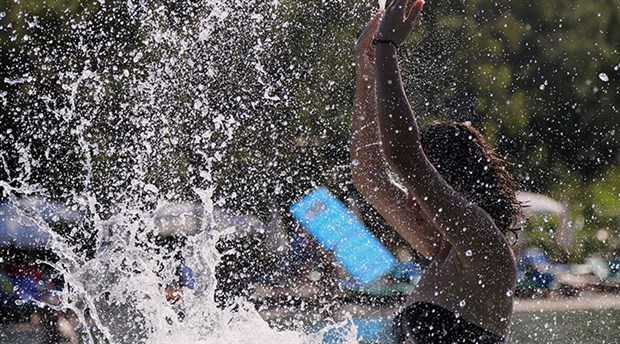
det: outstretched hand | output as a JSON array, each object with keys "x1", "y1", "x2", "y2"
[
  {"x1": 354, "y1": 10, "x2": 383, "y2": 71},
  {"x1": 376, "y1": 0, "x2": 424, "y2": 45}
]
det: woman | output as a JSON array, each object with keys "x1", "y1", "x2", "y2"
[{"x1": 351, "y1": 1, "x2": 522, "y2": 343}]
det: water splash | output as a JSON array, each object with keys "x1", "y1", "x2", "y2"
[{"x1": 1, "y1": 0, "x2": 365, "y2": 342}]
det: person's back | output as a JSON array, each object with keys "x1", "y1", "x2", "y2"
[{"x1": 407, "y1": 237, "x2": 515, "y2": 339}]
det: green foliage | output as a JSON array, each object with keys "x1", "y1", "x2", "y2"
[{"x1": 2, "y1": 0, "x2": 620, "y2": 258}]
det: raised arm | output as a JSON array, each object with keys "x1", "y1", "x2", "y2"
[
  {"x1": 351, "y1": 11, "x2": 441, "y2": 259},
  {"x1": 374, "y1": 0, "x2": 510, "y2": 265}
]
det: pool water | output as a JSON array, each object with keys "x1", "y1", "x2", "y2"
[
  {"x1": 315, "y1": 306, "x2": 620, "y2": 343},
  {"x1": 510, "y1": 308, "x2": 620, "y2": 344}
]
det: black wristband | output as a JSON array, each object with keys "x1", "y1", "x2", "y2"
[{"x1": 372, "y1": 39, "x2": 399, "y2": 49}]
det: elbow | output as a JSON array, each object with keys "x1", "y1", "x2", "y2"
[
  {"x1": 381, "y1": 139, "x2": 425, "y2": 176},
  {"x1": 349, "y1": 148, "x2": 381, "y2": 197},
  {"x1": 381, "y1": 145, "x2": 410, "y2": 176},
  {"x1": 350, "y1": 162, "x2": 385, "y2": 201},
  {"x1": 382, "y1": 150, "x2": 400, "y2": 173},
  {"x1": 351, "y1": 167, "x2": 363, "y2": 187},
  {"x1": 351, "y1": 167, "x2": 372, "y2": 196}
]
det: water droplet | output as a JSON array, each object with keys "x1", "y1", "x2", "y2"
[
  {"x1": 133, "y1": 51, "x2": 143, "y2": 62},
  {"x1": 143, "y1": 183, "x2": 159, "y2": 193},
  {"x1": 459, "y1": 300, "x2": 466, "y2": 307},
  {"x1": 308, "y1": 270, "x2": 321, "y2": 282},
  {"x1": 599, "y1": 73, "x2": 609, "y2": 82},
  {"x1": 351, "y1": 159, "x2": 360, "y2": 166},
  {"x1": 506, "y1": 290, "x2": 513, "y2": 297},
  {"x1": 539, "y1": 80, "x2": 548, "y2": 91},
  {"x1": 465, "y1": 250, "x2": 473, "y2": 257}
]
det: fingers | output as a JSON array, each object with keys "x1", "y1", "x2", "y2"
[
  {"x1": 367, "y1": 10, "x2": 384, "y2": 33},
  {"x1": 356, "y1": 10, "x2": 384, "y2": 48},
  {"x1": 405, "y1": 0, "x2": 424, "y2": 26},
  {"x1": 368, "y1": 10, "x2": 384, "y2": 32},
  {"x1": 385, "y1": 0, "x2": 422, "y2": 25},
  {"x1": 387, "y1": 0, "x2": 408, "y2": 17}
]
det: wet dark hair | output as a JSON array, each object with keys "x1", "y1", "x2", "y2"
[{"x1": 420, "y1": 121, "x2": 523, "y2": 235}]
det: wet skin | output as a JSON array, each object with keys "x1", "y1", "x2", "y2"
[{"x1": 351, "y1": 0, "x2": 516, "y2": 338}]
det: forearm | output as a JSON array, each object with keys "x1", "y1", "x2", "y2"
[
  {"x1": 374, "y1": 45, "x2": 424, "y2": 171},
  {"x1": 351, "y1": 66, "x2": 391, "y2": 196},
  {"x1": 351, "y1": 69, "x2": 380, "y2": 161},
  {"x1": 352, "y1": 69, "x2": 376, "y2": 134},
  {"x1": 351, "y1": 51, "x2": 444, "y2": 258}
]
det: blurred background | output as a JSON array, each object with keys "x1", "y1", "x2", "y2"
[{"x1": 1, "y1": 0, "x2": 620, "y2": 343}]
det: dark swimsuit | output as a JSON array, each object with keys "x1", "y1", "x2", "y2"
[{"x1": 393, "y1": 302, "x2": 505, "y2": 344}]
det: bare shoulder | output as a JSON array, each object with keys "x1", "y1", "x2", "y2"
[{"x1": 451, "y1": 202, "x2": 516, "y2": 271}]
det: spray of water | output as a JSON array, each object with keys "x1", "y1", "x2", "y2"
[
  {"x1": 1, "y1": 0, "x2": 366, "y2": 342},
  {"x1": 2, "y1": 0, "x2": 470, "y2": 340}
]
